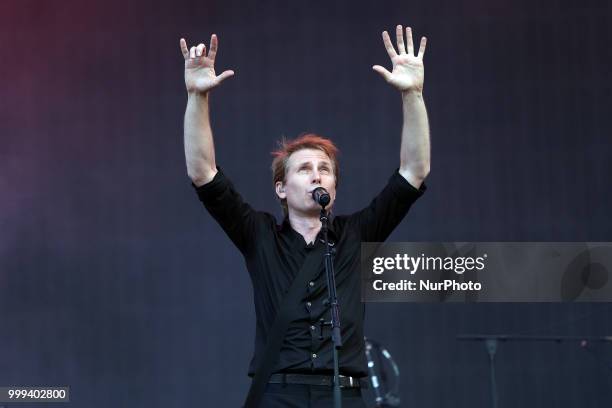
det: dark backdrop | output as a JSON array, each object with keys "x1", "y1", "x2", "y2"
[{"x1": 1, "y1": 0, "x2": 611, "y2": 407}]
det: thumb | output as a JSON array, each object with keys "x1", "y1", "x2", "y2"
[
  {"x1": 372, "y1": 65, "x2": 391, "y2": 82},
  {"x1": 217, "y1": 70, "x2": 235, "y2": 84}
]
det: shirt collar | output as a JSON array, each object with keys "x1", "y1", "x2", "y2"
[{"x1": 281, "y1": 215, "x2": 338, "y2": 247}]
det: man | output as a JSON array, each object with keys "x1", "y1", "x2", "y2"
[{"x1": 180, "y1": 24, "x2": 430, "y2": 407}]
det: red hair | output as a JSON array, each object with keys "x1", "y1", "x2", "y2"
[{"x1": 271, "y1": 133, "x2": 340, "y2": 216}]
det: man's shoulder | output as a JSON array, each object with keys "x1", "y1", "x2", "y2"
[
  {"x1": 330, "y1": 214, "x2": 353, "y2": 233},
  {"x1": 254, "y1": 211, "x2": 283, "y2": 231}
]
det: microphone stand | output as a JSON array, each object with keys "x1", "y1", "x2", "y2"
[
  {"x1": 457, "y1": 334, "x2": 612, "y2": 408},
  {"x1": 319, "y1": 205, "x2": 343, "y2": 408}
]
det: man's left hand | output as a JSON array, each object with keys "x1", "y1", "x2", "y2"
[{"x1": 373, "y1": 25, "x2": 427, "y2": 93}]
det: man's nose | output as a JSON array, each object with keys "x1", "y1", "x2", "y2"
[{"x1": 312, "y1": 169, "x2": 321, "y2": 183}]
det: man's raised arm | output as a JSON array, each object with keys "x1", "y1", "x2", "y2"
[
  {"x1": 180, "y1": 34, "x2": 234, "y2": 187},
  {"x1": 373, "y1": 25, "x2": 431, "y2": 189}
]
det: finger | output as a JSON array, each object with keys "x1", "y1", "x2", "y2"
[
  {"x1": 208, "y1": 33, "x2": 218, "y2": 61},
  {"x1": 396, "y1": 25, "x2": 405, "y2": 54},
  {"x1": 406, "y1": 27, "x2": 414, "y2": 56},
  {"x1": 372, "y1": 65, "x2": 392, "y2": 82},
  {"x1": 216, "y1": 69, "x2": 235, "y2": 84},
  {"x1": 189, "y1": 46, "x2": 196, "y2": 59},
  {"x1": 179, "y1": 38, "x2": 189, "y2": 59},
  {"x1": 382, "y1": 31, "x2": 397, "y2": 59},
  {"x1": 196, "y1": 43, "x2": 205, "y2": 57},
  {"x1": 417, "y1": 36, "x2": 427, "y2": 59}
]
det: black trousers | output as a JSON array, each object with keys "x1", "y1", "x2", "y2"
[{"x1": 260, "y1": 383, "x2": 367, "y2": 408}]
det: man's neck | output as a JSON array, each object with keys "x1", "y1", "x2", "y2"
[{"x1": 287, "y1": 211, "x2": 322, "y2": 244}]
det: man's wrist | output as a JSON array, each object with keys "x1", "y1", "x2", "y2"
[
  {"x1": 401, "y1": 88, "x2": 423, "y2": 100},
  {"x1": 187, "y1": 90, "x2": 210, "y2": 101}
]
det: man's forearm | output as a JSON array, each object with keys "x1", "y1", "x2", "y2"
[
  {"x1": 399, "y1": 90, "x2": 430, "y2": 189},
  {"x1": 184, "y1": 92, "x2": 218, "y2": 186}
]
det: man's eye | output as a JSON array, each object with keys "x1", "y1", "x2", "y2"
[{"x1": 320, "y1": 168, "x2": 330, "y2": 174}]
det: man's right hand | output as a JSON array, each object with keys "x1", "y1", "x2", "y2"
[{"x1": 180, "y1": 34, "x2": 234, "y2": 94}]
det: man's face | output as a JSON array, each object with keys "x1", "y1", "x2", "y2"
[{"x1": 275, "y1": 148, "x2": 337, "y2": 217}]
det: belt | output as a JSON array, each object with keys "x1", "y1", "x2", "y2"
[{"x1": 268, "y1": 373, "x2": 367, "y2": 389}]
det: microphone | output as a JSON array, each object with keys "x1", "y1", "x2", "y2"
[{"x1": 311, "y1": 187, "x2": 331, "y2": 207}]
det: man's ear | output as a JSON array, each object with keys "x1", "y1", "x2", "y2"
[{"x1": 275, "y1": 181, "x2": 286, "y2": 199}]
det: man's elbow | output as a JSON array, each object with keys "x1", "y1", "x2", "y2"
[
  {"x1": 399, "y1": 165, "x2": 429, "y2": 188},
  {"x1": 188, "y1": 166, "x2": 218, "y2": 187}
]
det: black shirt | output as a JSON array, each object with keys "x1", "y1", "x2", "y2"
[{"x1": 194, "y1": 168, "x2": 425, "y2": 377}]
